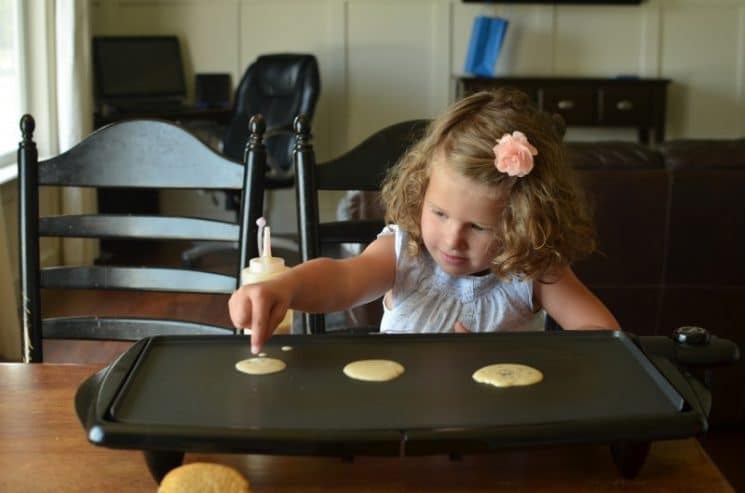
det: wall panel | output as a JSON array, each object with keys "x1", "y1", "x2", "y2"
[
  {"x1": 239, "y1": 0, "x2": 336, "y2": 159},
  {"x1": 660, "y1": 3, "x2": 744, "y2": 138},
  {"x1": 554, "y1": 6, "x2": 645, "y2": 76},
  {"x1": 452, "y1": 5, "x2": 554, "y2": 79},
  {"x1": 346, "y1": 0, "x2": 444, "y2": 145},
  {"x1": 0, "y1": 188, "x2": 21, "y2": 361}
]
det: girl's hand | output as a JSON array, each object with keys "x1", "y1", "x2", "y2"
[
  {"x1": 454, "y1": 321, "x2": 471, "y2": 333},
  {"x1": 228, "y1": 282, "x2": 291, "y2": 354}
]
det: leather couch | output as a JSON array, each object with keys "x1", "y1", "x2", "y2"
[
  {"x1": 556, "y1": 140, "x2": 743, "y2": 426},
  {"x1": 656, "y1": 140, "x2": 744, "y2": 426},
  {"x1": 337, "y1": 139, "x2": 745, "y2": 425}
]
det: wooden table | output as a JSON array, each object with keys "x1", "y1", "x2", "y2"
[{"x1": 0, "y1": 363, "x2": 733, "y2": 492}]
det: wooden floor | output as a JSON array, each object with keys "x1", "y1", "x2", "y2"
[{"x1": 26, "y1": 242, "x2": 745, "y2": 491}]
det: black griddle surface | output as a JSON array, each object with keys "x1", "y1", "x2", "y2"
[{"x1": 107, "y1": 331, "x2": 684, "y2": 432}]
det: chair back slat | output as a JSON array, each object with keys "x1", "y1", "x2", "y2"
[
  {"x1": 40, "y1": 266, "x2": 236, "y2": 293},
  {"x1": 39, "y1": 215, "x2": 238, "y2": 241},
  {"x1": 39, "y1": 120, "x2": 244, "y2": 189},
  {"x1": 42, "y1": 317, "x2": 233, "y2": 340},
  {"x1": 317, "y1": 119, "x2": 429, "y2": 191},
  {"x1": 318, "y1": 220, "x2": 385, "y2": 245}
]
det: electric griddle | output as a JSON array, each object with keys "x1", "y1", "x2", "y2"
[{"x1": 75, "y1": 330, "x2": 739, "y2": 482}]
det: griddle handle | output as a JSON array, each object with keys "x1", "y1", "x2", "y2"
[
  {"x1": 637, "y1": 340, "x2": 715, "y2": 417},
  {"x1": 74, "y1": 338, "x2": 151, "y2": 443},
  {"x1": 635, "y1": 335, "x2": 740, "y2": 368},
  {"x1": 74, "y1": 368, "x2": 106, "y2": 428}
]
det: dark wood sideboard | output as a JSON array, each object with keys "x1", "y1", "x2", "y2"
[{"x1": 455, "y1": 77, "x2": 670, "y2": 145}]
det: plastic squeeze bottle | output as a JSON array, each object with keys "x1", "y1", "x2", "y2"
[{"x1": 240, "y1": 217, "x2": 293, "y2": 334}]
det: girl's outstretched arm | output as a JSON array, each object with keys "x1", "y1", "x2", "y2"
[
  {"x1": 534, "y1": 266, "x2": 620, "y2": 331},
  {"x1": 228, "y1": 234, "x2": 396, "y2": 353}
]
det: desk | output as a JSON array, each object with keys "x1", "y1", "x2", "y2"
[
  {"x1": 92, "y1": 105, "x2": 232, "y2": 261},
  {"x1": 455, "y1": 76, "x2": 669, "y2": 145},
  {"x1": 0, "y1": 363, "x2": 733, "y2": 492},
  {"x1": 94, "y1": 105, "x2": 232, "y2": 128}
]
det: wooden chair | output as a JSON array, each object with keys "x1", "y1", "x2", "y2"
[
  {"x1": 293, "y1": 115, "x2": 429, "y2": 334},
  {"x1": 17, "y1": 114, "x2": 269, "y2": 362}
]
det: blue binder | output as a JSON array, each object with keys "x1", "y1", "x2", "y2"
[{"x1": 464, "y1": 16, "x2": 509, "y2": 77}]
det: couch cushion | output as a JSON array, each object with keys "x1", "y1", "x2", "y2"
[
  {"x1": 574, "y1": 169, "x2": 669, "y2": 286},
  {"x1": 566, "y1": 141, "x2": 663, "y2": 169},
  {"x1": 660, "y1": 138, "x2": 745, "y2": 170},
  {"x1": 665, "y1": 168, "x2": 745, "y2": 284}
]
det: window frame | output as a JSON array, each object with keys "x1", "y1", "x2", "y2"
[{"x1": 0, "y1": 0, "x2": 28, "y2": 170}]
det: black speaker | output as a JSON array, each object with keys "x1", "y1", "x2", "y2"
[{"x1": 195, "y1": 73, "x2": 231, "y2": 108}]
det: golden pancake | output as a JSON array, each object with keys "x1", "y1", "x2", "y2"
[
  {"x1": 472, "y1": 363, "x2": 543, "y2": 387},
  {"x1": 158, "y1": 462, "x2": 250, "y2": 493},
  {"x1": 343, "y1": 359, "x2": 405, "y2": 382},
  {"x1": 235, "y1": 357, "x2": 286, "y2": 375}
]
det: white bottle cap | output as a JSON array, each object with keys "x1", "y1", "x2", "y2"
[
  {"x1": 241, "y1": 218, "x2": 288, "y2": 283},
  {"x1": 248, "y1": 255, "x2": 286, "y2": 273}
]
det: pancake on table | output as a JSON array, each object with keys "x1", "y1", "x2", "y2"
[{"x1": 158, "y1": 462, "x2": 250, "y2": 492}]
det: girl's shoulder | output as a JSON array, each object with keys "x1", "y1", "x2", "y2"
[
  {"x1": 377, "y1": 224, "x2": 407, "y2": 258},
  {"x1": 377, "y1": 224, "x2": 400, "y2": 237}
]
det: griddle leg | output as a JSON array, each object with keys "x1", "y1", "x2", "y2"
[
  {"x1": 143, "y1": 450, "x2": 185, "y2": 483},
  {"x1": 610, "y1": 441, "x2": 651, "y2": 479}
]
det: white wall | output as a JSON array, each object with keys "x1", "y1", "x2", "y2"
[
  {"x1": 0, "y1": 183, "x2": 21, "y2": 361},
  {"x1": 92, "y1": 0, "x2": 745, "y2": 140}
]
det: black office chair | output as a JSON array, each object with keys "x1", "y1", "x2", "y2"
[
  {"x1": 182, "y1": 53, "x2": 321, "y2": 267},
  {"x1": 293, "y1": 115, "x2": 430, "y2": 334},
  {"x1": 17, "y1": 114, "x2": 268, "y2": 362}
]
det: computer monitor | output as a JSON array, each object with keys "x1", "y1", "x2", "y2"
[{"x1": 92, "y1": 36, "x2": 187, "y2": 108}]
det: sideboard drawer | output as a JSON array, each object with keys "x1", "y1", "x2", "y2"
[
  {"x1": 601, "y1": 86, "x2": 651, "y2": 126},
  {"x1": 459, "y1": 79, "x2": 539, "y2": 102},
  {"x1": 540, "y1": 87, "x2": 596, "y2": 125},
  {"x1": 454, "y1": 77, "x2": 669, "y2": 144}
]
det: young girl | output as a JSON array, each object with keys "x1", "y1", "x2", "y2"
[{"x1": 229, "y1": 88, "x2": 620, "y2": 354}]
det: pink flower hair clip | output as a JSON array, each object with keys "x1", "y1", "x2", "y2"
[{"x1": 492, "y1": 131, "x2": 538, "y2": 177}]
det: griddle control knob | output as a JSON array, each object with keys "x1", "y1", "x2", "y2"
[{"x1": 672, "y1": 326, "x2": 711, "y2": 346}]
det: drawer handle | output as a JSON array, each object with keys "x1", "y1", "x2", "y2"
[
  {"x1": 557, "y1": 100, "x2": 574, "y2": 110},
  {"x1": 616, "y1": 100, "x2": 634, "y2": 111}
]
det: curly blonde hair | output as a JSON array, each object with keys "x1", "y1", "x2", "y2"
[{"x1": 381, "y1": 88, "x2": 596, "y2": 281}]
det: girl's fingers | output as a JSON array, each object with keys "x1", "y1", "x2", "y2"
[
  {"x1": 249, "y1": 289, "x2": 276, "y2": 354},
  {"x1": 267, "y1": 302, "x2": 290, "y2": 336},
  {"x1": 229, "y1": 285, "x2": 286, "y2": 354},
  {"x1": 228, "y1": 290, "x2": 252, "y2": 330},
  {"x1": 454, "y1": 321, "x2": 471, "y2": 333}
]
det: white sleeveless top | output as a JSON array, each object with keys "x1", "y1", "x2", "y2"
[{"x1": 379, "y1": 226, "x2": 538, "y2": 334}]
